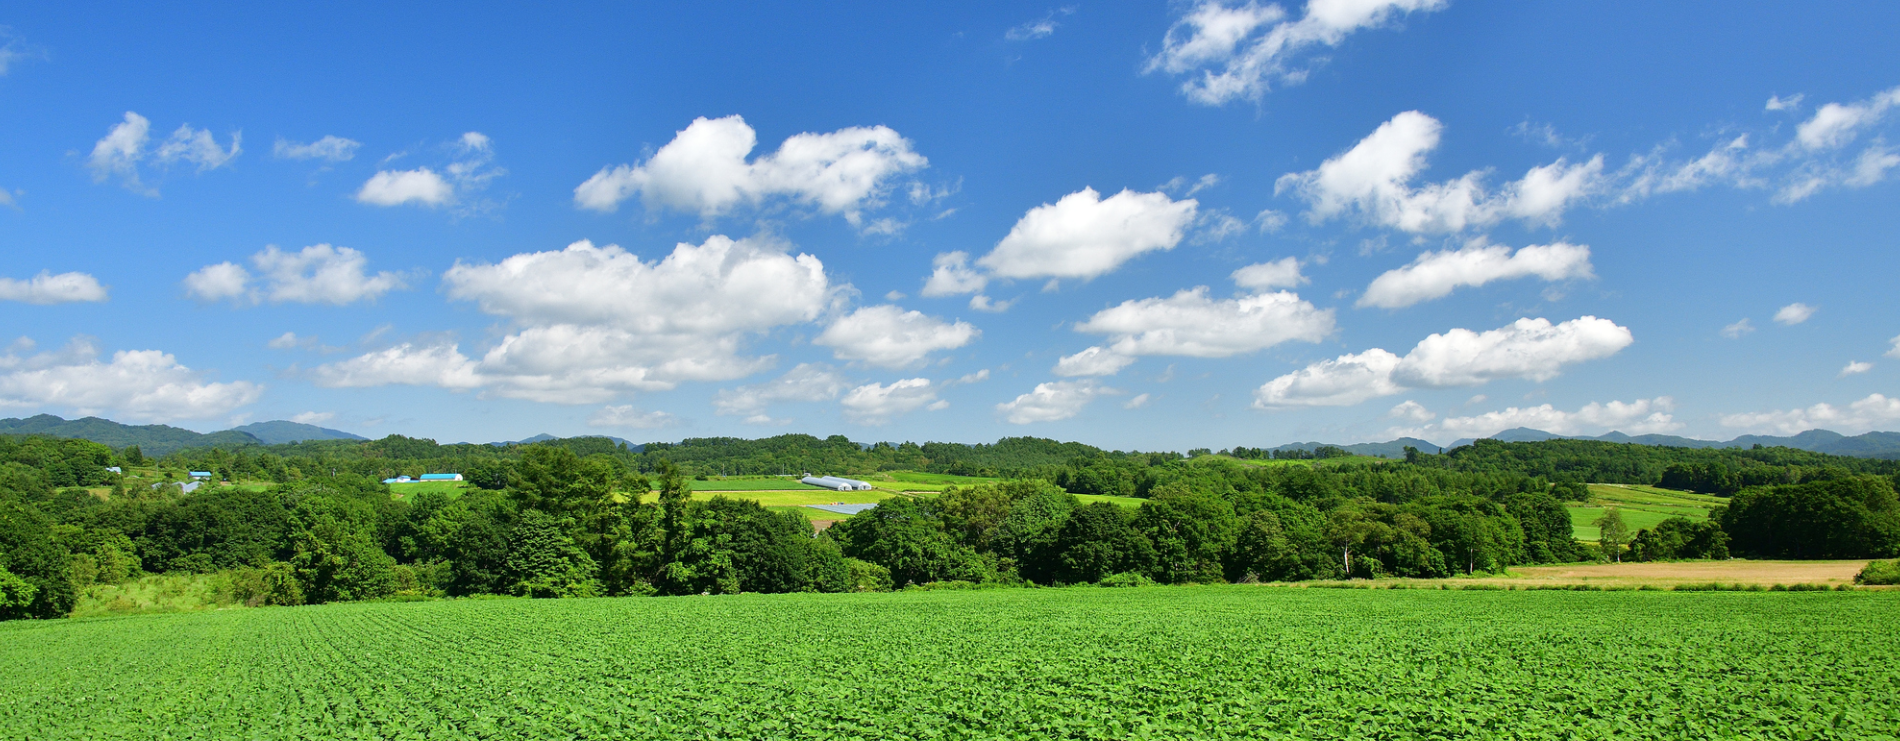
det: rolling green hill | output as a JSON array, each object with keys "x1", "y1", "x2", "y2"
[{"x1": 0, "y1": 415, "x2": 260, "y2": 456}]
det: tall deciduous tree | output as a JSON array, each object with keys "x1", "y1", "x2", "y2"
[{"x1": 1595, "y1": 508, "x2": 1629, "y2": 563}]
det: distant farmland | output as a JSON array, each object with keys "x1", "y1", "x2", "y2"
[{"x1": 1568, "y1": 484, "x2": 1725, "y2": 541}]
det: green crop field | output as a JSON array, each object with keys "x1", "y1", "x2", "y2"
[
  {"x1": 5, "y1": 588, "x2": 1896, "y2": 739},
  {"x1": 689, "y1": 489, "x2": 895, "y2": 507}
]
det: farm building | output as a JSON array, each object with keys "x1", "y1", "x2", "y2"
[
  {"x1": 105, "y1": 466, "x2": 121, "y2": 474},
  {"x1": 382, "y1": 475, "x2": 415, "y2": 484},
  {"x1": 188, "y1": 471, "x2": 213, "y2": 480},
  {"x1": 801, "y1": 475, "x2": 873, "y2": 491}
]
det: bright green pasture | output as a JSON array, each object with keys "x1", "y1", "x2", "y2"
[
  {"x1": 1588, "y1": 483, "x2": 1727, "y2": 509},
  {"x1": 1568, "y1": 505, "x2": 1680, "y2": 542},
  {"x1": 1074, "y1": 493, "x2": 1146, "y2": 508},
  {"x1": 874, "y1": 471, "x2": 1004, "y2": 492},
  {"x1": 6, "y1": 588, "x2": 1897, "y2": 739},
  {"x1": 1569, "y1": 484, "x2": 1722, "y2": 541},
  {"x1": 766, "y1": 505, "x2": 834, "y2": 521},
  {"x1": 384, "y1": 480, "x2": 469, "y2": 499}
]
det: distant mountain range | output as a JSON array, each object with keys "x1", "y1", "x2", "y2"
[
  {"x1": 1265, "y1": 428, "x2": 1900, "y2": 460},
  {"x1": 478, "y1": 433, "x2": 639, "y2": 449},
  {"x1": 1436, "y1": 427, "x2": 1900, "y2": 459},
  {"x1": 228, "y1": 420, "x2": 367, "y2": 445},
  {"x1": 0, "y1": 415, "x2": 364, "y2": 456},
  {"x1": 1267, "y1": 438, "x2": 1443, "y2": 459},
  {"x1": 5, "y1": 413, "x2": 1899, "y2": 460}
]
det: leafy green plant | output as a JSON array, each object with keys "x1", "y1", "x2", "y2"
[{"x1": 1856, "y1": 558, "x2": 1900, "y2": 585}]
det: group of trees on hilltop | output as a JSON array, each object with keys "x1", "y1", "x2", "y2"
[
  {"x1": 147, "y1": 433, "x2": 1129, "y2": 483},
  {"x1": 4, "y1": 445, "x2": 863, "y2": 617},
  {"x1": 826, "y1": 463, "x2": 1579, "y2": 586},
  {"x1": 1422, "y1": 438, "x2": 1899, "y2": 488}
]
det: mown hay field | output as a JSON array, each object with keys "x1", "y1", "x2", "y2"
[{"x1": 4, "y1": 587, "x2": 1897, "y2": 739}]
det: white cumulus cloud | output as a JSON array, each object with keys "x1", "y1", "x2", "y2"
[
  {"x1": 1255, "y1": 348, "x2": 1402, "y2": 407},
  {"x1": 1841, "y1": 361, "x2": 1874, "y2": 377},
  {"x1": 1619, "y1": 85, "x2": 1900, "y2": 205},
  {"x1": 573, "y1": 115, "x2": 926, "y2": 228},
  {"x1": 976, "y1": 187, "x2": 1198, "y2": 281},
  {"x1": 713, "y1": 363, "x2": 851, "y2": 423},
  {"x1": 1277, "y1": 111, "x2": 1604, "y2": 234},
  {"x1": 841, "y1": 378, "x2": 943, "y2": 425},
  {"x1": 308, "y1": 342, "x2": 485, "y2": 391},
  {"x1": 1230, "y1": 257, "x2": 1306, "y2": 291},
  {"x1": 1721, "y1": 318, "x2": 1755, "y2": 339},
  {"x1": 1068, "y1": 287, "x2": 1334, "y2": 370},
  {"x1": 1796, "y1": 86, "x2": 1900, "y2": 151},
  {"x1": 356, "y1": 168, "x2": 453, "y2": 207},
  {"x1": 357, "y1": 132, "x2": 503, "y2": 210},
  {"x1": 815, "y1": 305, "x2": 979, "y2": 369},
  {"x1": 1765, "y1": 94, "x2": 1804, "y2": 112},
  {"x1": 289, "y1": 411, "x2": 334, "y2": 425},
  {"x1": 1146, "y1": 0, "x2": 1448, "y2": 106},
  {"x1": 1255, "y1": 316, "x2": 1633, "y2": 407},
  {"x1": 313, "y1": 236, "x2": 836, "y2": 403},
  {"x1": 0, "y1": 336, "x2": 262, "y2": 422},
  {"x1": 997, "y1": 380, "x2": 1114, "y2": 424},
  {"x1": 921, "y1": 251, "x2": 988, "y2": 296},
  {"x1": 1774, "y1": 302, "x2": 1816, "y2": 325},
  {"x1": 1427, "y1": 397, "x2": 1681, "y2": 439},
  {"x1": 1006, "y1": 8, "x2": 1073, "y2": 41},
  {"x1": 1393, "y1": 316, "x2": 1633, "y2": 387},
  {"x1": 87, "y1": 112, "x2": 241, "y2": 195},
  {"x1": 1721, "y1": 393, "x2": 1900, "y2": 436},
  {"x1": 185, "y1": 244, "x2": 408, "y2": 305},
  {"x1": 1054, "y1": 346, "x2": 1138, "y2": 378},
  {"x1": 1358, "y1": 240, "x2": 1594, "y2": 309},
  {"x1": 1388, "y1": 400, "x2": 1436, "y2": 423},
  {"x1": 88, "y1": 112, "x2": 150, "y2": 190},
  {"x1": 182, "y1": 262, "x2": 252, "y2": 302},
  {"x1": 274, "y1": 136, "x2": 360, "y2": 162},
  {"x1": 155, "y1": 125, "x2": 242, "y2": 172},
  {"x1": 0, "y1": 271, "x2": 109, "y2": 304},
  {"x1": 588, "y1": 405, "x2": 679, "y2": 429}
]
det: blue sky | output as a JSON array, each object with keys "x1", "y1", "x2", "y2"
[{"x1": 2, "y1": 1, "x2": 1898, "y2": 449}]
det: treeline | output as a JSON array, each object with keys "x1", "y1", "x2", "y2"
[
  {"x1": 73, "y1": 431, "x2": 1900, "y2": 497},
  {"x1": 2, "y1": 445, "x2": 862, "y2": 620},
  {"x1": 145, "y1": 434, "x2": 1122, "y2": 483},
  {"x1": 2, "y1": 443, "x2": 1592, "y2": 620},
  {"x1": 6, "y1": 432, "x2": 1900, "y2": 620},
  {"x1": 1420, "y1": 438, "x2": 1900, "y2": 491}
]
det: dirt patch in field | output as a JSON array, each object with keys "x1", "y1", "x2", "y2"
[{"x1": 1501, "y1": 560, "x2": 1868, "y2": 586}]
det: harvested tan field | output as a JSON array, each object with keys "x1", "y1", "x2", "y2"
[{"x1": 1501, "y1": 560, "x2": 1869, "y2": 587}]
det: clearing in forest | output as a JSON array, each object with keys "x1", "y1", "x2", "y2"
[{"x1": 1568, "y1": 483, "x2": 1723, "y2": 541}]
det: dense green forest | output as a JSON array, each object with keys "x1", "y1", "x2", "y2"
[{"x1": 2, "y1": 432, "x2": 1898, "y2": 620}]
